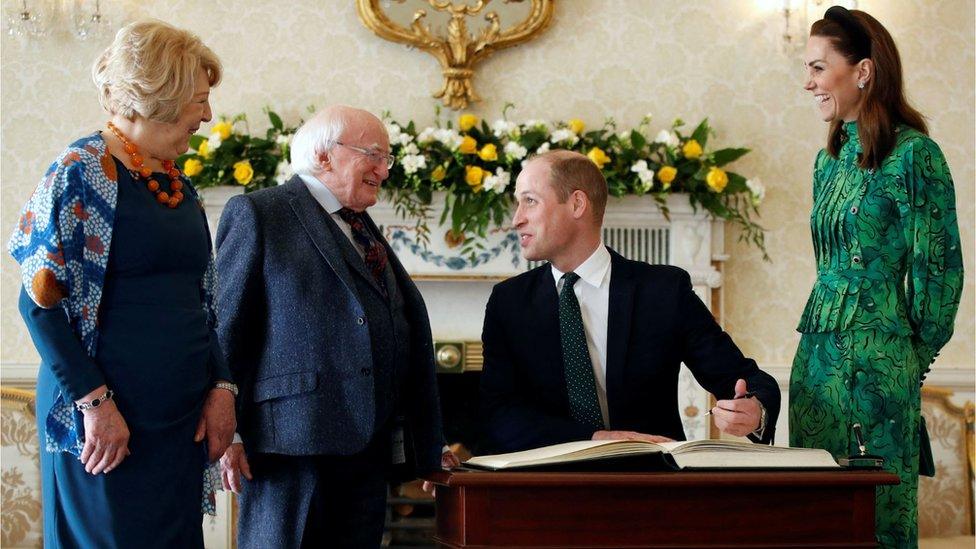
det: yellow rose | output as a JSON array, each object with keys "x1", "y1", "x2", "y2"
[
  {"x1": 459, "y1": 114, "x2": 479, "y2": 132},
  {"x1": 197, "y1": 139, "x2": 211, "y2": 158},
  {"x1": 682, "y1": 139, "x2": 703, "y2": 159},
  {"x1": 183, "y1": 158, "x2": 204, "y2": 177},
  {"x1": 233, "y1": 160, "x2": 254, "y2": 186},
  {"x1": 657, "y1": 166, "x2": 677, "y2": 186},
  {"x1": 478, "y1": 143, "x2": 498, "y2": 162},
  {"x1": 465, "y1": 165, "x2": 485, "y2": 192},
  {"x1": 706, "y1": 166, "x2": 728, "y2": 192},
  {"x1": 431, "y1": 165, "x2": 446, "y2": 182},
  {"x1": 212, "y1": 121, "x2": 233, "y2": 140},
  {"x1": 586, "y1": 147, "x2": 610, "y2": 169},
  {"x1": 459, "y1": 135, "x2": 478, "y2": 154},
  {"x1": 568, "y1": 118, "x2": 585, "y2": 134}
]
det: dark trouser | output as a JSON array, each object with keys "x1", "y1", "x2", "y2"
[{"x1": 238, "y1": 437, "x2": 390, "y2": 549}]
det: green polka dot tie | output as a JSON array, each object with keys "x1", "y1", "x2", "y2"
[{"x1": 559, "y1": 272, "x2": 604, "y2": 429}]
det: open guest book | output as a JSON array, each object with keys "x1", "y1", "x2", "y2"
[{"x1": 464, "y1": 439, "x2": 840, "y2": 471}]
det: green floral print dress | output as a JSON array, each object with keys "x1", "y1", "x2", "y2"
[{"x1": 790, "y1": 122, "x2": 963, "y2": 549}]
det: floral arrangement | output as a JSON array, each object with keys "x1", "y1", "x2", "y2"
[
  {"x1": 178, "y1": 106, "x2": 768, "y2": 259},
  {"x1": 177, "y1": 109, "x2": 296, "y2": 190}
]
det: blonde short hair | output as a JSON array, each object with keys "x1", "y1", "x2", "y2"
[{"x1": 92, "y1": 20, "x2": 221, "y2": 123}]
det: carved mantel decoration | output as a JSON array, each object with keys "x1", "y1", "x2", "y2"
[{"x1": 356, "y1": 0, "x2": 555, "y2": 109}]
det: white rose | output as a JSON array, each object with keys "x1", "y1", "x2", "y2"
[
  {"x1": 630, "y1": 160, "x2": 654, "y2": 185},
  {"x1": 549, "y1": 128, "x2": 578, "y2": 145},
  {"x1": 491, "y1": 119, "x2": 519, "y2": 138},
  {"x1": 433, "y1": 128, "x2": 463, "y2": 149},
  {"x1": 503, "y1": 141, "x2": 528, "y2": 160},
  {"x1": 746, "y1": 177, "x2": 766, "y2": 205},
  {"x1": 482, "y1": 167, "x2": 511, "y2": 193},
  {"x1": 208, "y1": 133, "x2": 223, "y2": 150},
  {"x1": 403, "y1": 143, "x2": 419, "y2": 156},
  {"x1": 401, "y1": 154, "x2": 427, "y2": 175},
  {"x1": 536, "y1": 142, "x2": 551, "y2": 154},
  {"x1": 417, "y1": 127, "x2": 437, "y2": 144},
  {"x1": 275, "y1": 160, "x2": 293, "y2": 185},
  {"x1": 654, "y1": 130, "x2": 679, "y2": 148}
]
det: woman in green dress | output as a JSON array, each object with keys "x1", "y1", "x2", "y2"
[{"x1": 791, "y1": 6, "x2": 963, "y2": 548}]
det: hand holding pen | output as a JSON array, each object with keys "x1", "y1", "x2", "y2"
[{"x1": 706, "y1": 379, "x2": 763, "y2": 437}]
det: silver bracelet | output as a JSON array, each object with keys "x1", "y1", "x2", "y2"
[
  {"x1": 76, "y1": 389, "x2": 114, "y2": 411},
  {"x1": 214, "y1": 381, "x2": 238, "y2": 397}
]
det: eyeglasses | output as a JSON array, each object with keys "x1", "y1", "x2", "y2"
[{"x1": 335, "y1": 141, "x2": 395, "y2": 169}]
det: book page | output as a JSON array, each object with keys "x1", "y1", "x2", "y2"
[
  {"x1": 671, "y1": 447, "x2": 839, "y2": 469},
  {"x1": 465, "y1": 439, "x2": 664, "y2": 469}
]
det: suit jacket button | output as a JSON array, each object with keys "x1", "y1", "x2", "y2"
[
  {"x1": 357, "y1": 317, "x2": 365, "y2": 325},
  {"x1": 361, "y1": 368, "x2": 371, "y2": 376}
]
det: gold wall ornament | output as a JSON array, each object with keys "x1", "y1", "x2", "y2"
[{"x1": 356, "y1": 0, "x2": 555, "y2": 110}]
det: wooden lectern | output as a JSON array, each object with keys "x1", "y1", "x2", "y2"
[{"x1": 427, "y1": 469, "x2": 898, "y2": 548}]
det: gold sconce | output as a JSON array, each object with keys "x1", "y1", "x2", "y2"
[
  {"x1": 765, "y1": 0, "x2": 858, "y2": 54},
  {"x1": 356, "y1": 0, "x2": 555, "y2": 110}
]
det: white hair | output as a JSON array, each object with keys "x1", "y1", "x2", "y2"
[{"x1": 290, "y1": 109, "x2": 347, "y2": 176}]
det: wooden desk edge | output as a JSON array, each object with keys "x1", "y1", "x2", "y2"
[{"x1": 424, "y1": 469, "x2": 899, "y2": 488}]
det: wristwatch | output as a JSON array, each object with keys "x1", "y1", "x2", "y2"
[
  {"x1": 752, "y1": 400, "x2": 768, "y2": 439},
  {"x1": 76, "y1": 389, "x2": 114, "y2": 411},
  {"x1": 214, "y1": 381, "x2": 239, "y2": 397}
]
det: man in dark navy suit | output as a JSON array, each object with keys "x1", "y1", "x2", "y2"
[
  {"x1": 480, "y1": 150, "x2": 780, "y2": 454},
  {"x1": 215, "y1": 106, "x2": 456, "y2": 548}
]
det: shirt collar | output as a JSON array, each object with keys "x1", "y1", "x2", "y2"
[
  {"x1": 551, "y1": 244, "x2": 611, "y2": 289},
  {"x1": 299, "y1": 173, "x2": 343, "y2": 214}
]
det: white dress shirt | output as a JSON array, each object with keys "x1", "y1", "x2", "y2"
[{"x1": 550, "y1": 244, "x2": 612, "y2": 429}]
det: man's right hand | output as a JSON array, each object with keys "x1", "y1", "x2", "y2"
[
  {"x1": 592, "y1": 430, "x2": 674, "y2": 443},
  {"x1": 219, "y1": 442, "x2": 253, "y2": 494},
  {"x1": 78, "y1": 386, "x2": 130, "y2": 475}
]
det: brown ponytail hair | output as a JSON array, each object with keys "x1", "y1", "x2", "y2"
[{"x1": 811, "y1": 9, "x2": 927, "y2": 169}]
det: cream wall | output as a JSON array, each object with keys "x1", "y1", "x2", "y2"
[{"x1": 2, "y1": 1, "x2": 973, "y2": 380}]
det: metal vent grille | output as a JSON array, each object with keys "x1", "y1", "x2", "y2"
[{"x1": 526, "y1": 226, "x2": 670, "y2": 270}]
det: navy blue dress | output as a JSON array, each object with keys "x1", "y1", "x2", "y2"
[{"x1": 22, "y1": 160, "x2": 216, "y2": 548}]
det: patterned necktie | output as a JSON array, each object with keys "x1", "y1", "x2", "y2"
[
  {"x1": 337, "y1": 208, "x2": 388, "y2": 291},
  {"x1": 558, "y1": 272, "x2": 604, "y2": 429}
]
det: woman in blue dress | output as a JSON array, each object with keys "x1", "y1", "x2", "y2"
[{"x1": 8, "y1": 20, "x2": 236, "y2": 548}]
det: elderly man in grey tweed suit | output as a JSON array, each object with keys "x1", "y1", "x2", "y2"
[{"x1": 215, "y1": 105, "x2": 457, "y2": 548}]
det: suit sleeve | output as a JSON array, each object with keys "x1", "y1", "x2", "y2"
[
  {"x1": 215, "y1": 195, "x2": 266, "y2": 419},
  {"x1": 479, "y1": 286, "x2": 597, "y2": 453},
  {"x1": 675, "y1": 271, "x2": 780, "y2": 444}
]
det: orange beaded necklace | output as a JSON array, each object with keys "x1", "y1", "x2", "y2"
[{"x1": 107, "y1": 121, "x2": 185, "y2": 209}]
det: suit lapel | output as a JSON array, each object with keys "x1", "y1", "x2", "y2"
[
  {"x1": 528, "y1": 265, "x2": 566, "y2": 399},
  {"x1": 286, "y1": 177, "x2": 359, "y2": 299},
  {"x1": 605, "y1": 250, "x2": 635, "y2": 426}
]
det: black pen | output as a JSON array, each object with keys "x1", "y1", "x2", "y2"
[{"x1": 704, "y1": 391, "x2": 757, "y2": 416}]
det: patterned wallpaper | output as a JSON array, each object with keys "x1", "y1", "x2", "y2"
[{"x1": 1, "y1": 0, "x2": 973, "y2": 375}]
